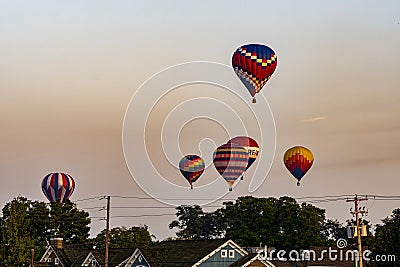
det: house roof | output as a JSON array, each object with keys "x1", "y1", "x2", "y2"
[
  {"x1": 143, "y1": 239, "x2": 232, "y2": 267},
  {"x1": 90, "y1": 248, "x2": 134, "y2": 266},
  {"x1": 269, "y1": 261, "x2": 307, "y2": 267},
  {"x1": 35, "y1": 239, "x2": 250, "y2": 267},
  {"x1": 306, "y1": 246, "x2": 360, "y2": 266},
  {"x1": 32, "y1": 263, "x2": 56, "y2": 267},
  {"x1": 52, "y1": 244, "x2": 92, "y2": 267},
  {"x1": 40, "y1": 245, "x2": 138, "y2": 266},
  {"x1": 229, "y1": 253, "x2": 271, "y2": 267}
]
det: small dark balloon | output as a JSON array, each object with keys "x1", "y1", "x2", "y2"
[{"x1": 179, "y1": 155, "x2": 205, "y2": 189}]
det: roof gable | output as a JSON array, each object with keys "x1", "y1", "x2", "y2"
[
  {"x1": 118, "y1": 248, "x2": 150, "y2": 267},
  {"x1": 90, "y1": 248, "x2": 134, "y2": 266},
  {"x1": 229, "y1": 253, "x2": 275, "y2": 267},
  {"x1": 143, "y1": 239, "x2": 239, "y2": 267},
  {"x1": 54, "y1": 245, "x2": 91, "y2": 266},
  {"x1": 39, "y1": 246, "x2": 56, "y2": 262},
  {"x1": 82, "y1": 252, "x2": 100, "y2": 266},
  {"x1": 39, "y1": 244, "x2": 93, "y2": 267},
  {"x1": 193, "y1": 239, "x2": 248, "y2": 267},
  {"x1": 39, "y1": 246, "x2": 64, "y2": 266}
]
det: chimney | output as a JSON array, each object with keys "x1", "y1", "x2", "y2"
[{"x1": 50, "y1": 237, "x2": 63, "y2": 249}]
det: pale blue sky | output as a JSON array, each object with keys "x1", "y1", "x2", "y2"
[{"x1": 1, "y1": 1, "x2": 399, "y2": 239}]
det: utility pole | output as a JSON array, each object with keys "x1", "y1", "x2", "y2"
[
  {"x1": 347, "y1": 195, "x2": 368, "y2": 267},
  {"x1": 105, "y1": 196, "x2": 110, "y2": 267},
  {"x1": 30, "y1": 248, "x2": 34, "y2": 267}
]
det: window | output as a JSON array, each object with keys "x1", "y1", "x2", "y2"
[
  {"x1": 221, "y1": 249, "x2": 227, "y2": 258},
  {"x1": 228, "y1": 250, "x2": 235, "y2": 258},
  {"x1": 55, "y1": 258, "x2": 59, "y2": 265}
]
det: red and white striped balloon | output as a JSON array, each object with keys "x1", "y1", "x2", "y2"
[{"x1": 41, "y1": 172, "x2": 75, "y2": 203}]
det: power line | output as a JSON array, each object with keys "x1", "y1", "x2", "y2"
[
  {"x1": 77, "y1": 206, "x2": 105, "y2": 210},
  {"x1": 296, "y1": 194, "x2": 355, "y2": 200},
  {"x1": 108, "y1": 194, "x2": 400, "y2": 201},
  {"x1": 74, "y1": 196, "x2": 104, "y2": 202},
  {"x1": 29, "y1": 193, "x2": 400, "y2": 222},
  {"x1": 366, "y1": 194, "x2": 400, "y2": 198},
  {"x1": 35, "y1": 194, "x2": 399, "y2": 223},
  {"x1": 111, "y1": 205, "x2": 223, "y2": 209},
  {"x1": 91, "y1": 214, "x2": 177, "y2": 221},
  {"x1": 106, "y1": 214, "x2": 176, "y2": 219}
]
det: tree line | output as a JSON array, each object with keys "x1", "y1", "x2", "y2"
[
  {"x1": 0, "y1": 195, "x2": 398, "y2": 266},
  {"x1": 168, "y1": 196, "x2": 399, "y2": 266},
  {"x1": 0, "y1": 196, "x2": 153, "y2": 266}
]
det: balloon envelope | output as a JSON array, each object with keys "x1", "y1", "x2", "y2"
[
  {"x1": 228, "y1": 136, "x2": 259, "y2": 171},
  {"x1": 232, "y1": 44, "x2": 277, "y2": 102},
  {"x1": 283, "y1": 146, "x2": 314, "y2": 186},
  {"x1": 42, "y1": 172, "x2": 75, "y2": 203},
  {"x1": 213, "y1": 143, "x2": 249, "y2": 190},
  {"x1": 179, "y1": 155, "x2": 205, "y2": 189}
]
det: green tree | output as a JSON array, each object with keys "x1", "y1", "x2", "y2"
[
  {"x1": 0, "y1": 215, "x2": 5, "y2": 261},
  {"x1": 218, "y1": 196, "x2": 276, "y2": 246},
  {"x1": 93, "y1": 225, "x2": 155, "y2": 249},
  {"x1": 373, "y1": 208, "x2": 400, "y2": 267},
  {"x1": 320, "y1": 218, "x2": 345, "y2": 246},
  {"x1": 27, "y1": 200, "x2": 54, "y2": 258},
  {"x1": 49, "y1": 200, "x2": 91, "y2": 244},
  {"x1": 169, "y1": 205, "x2": 221, "y2": 240},
  {"x1": 1, "y1": 196, "x2": 34, "y2": 266},
  {"x1": 222, "y1": 196, "x2": 326, "y2": 249},
  {"x1": 298, "y1": 202, "x2": 327, "y2": 248},
  {"x1": 169, "y1": 196, "x2": 339, "y2": 250},
  {"x1": 0, "y1": 196, "x2": 92, "y2": 265}
]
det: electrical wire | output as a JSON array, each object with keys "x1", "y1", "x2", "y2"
[
  {"x1": 111, "y1": 205, "x2": 223, "y2": 209},
  {"x1": 44, "y1": 194, "x2": 400, "y2": 221},
  {"x1": 74, "y1": 196, "x2": 104, "y2": 202}
]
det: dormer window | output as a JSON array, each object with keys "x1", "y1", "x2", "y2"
[
  {"x1": 221, "y1": 249, "x2": 227, "y2": 258},
  {"x1": 228, "y1": 250, "x2": 235, "y2": 258}
]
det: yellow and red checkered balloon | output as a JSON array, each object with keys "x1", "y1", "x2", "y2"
[{"x1": 284, "y1": 146, "x2": 314, "y2": 186}]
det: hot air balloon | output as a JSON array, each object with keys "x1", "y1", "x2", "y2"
[
  {"x1": 213, "y1": 143, "x2": 249, "y2": 191},
  {"x1": 232, "y1": 44, "x2": 277, "y2": 103},
  {"x1": 228, "y1": 136, "x2": 259, "y2": 180},
  {"x1": 283, "y1": 146, "x2": 314, "y2": 186},
  {"x1": 179, "y1": 155, "x2": 205, "y2": 189},
  {"x1": 42, "y1": 172, "x2": 75, "y2": 203}
]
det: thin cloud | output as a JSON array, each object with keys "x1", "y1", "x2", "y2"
[{"x1": 299, "y1": 116, "x2": 327, "y2": 123}]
